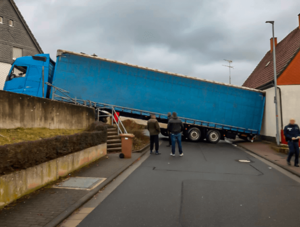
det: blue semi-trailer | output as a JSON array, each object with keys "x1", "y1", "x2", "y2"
[{"x1": 4, "y1": 50, "x2": 265, "y2": 143}]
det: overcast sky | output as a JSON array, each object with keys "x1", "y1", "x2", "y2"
[{"x1": 15, "y1": 0, "x2": 300, "y2": 85}]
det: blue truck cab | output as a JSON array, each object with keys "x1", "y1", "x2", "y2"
[{"x1": 4, "y1": 54, "x2": 55, "y2": 98}]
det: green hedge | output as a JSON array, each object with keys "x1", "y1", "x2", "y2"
[{"x1": 0, "y1": 125, "x2": 107, "y2": 176}]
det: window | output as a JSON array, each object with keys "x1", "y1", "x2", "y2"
[
  {"x1": 0, "y1": 17, "x2": 3, "y2": 24},
  {"x1": 12, "y1": 47, "x2": 22, "y2": 60},
  {"x1": 9, "y1": 20, "x2": 14, "y2": 27},
  {"x1": 6, "y1": 66, "x2": 27, "y2": 81}
]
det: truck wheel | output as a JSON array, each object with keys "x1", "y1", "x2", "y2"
[
  {"x1": 206, "y1": 130, "x2": 220, "y2": 143},
  {"x1": 188, "y1": 127, "x2": 201, "y2": 142}
]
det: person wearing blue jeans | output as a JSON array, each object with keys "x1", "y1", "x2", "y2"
[
  {"x1": 167, "y1": 112, "x2": 184, "y2": 157},
  {"x1": 284, "y1": 118, "x2": 300, "y2": 167}
]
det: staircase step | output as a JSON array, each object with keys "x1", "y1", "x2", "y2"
[
  {"x1": 107, "y1": 139, "x2": 121, "y2": 144},
  {"x1": 107, "y1": 135, "x2": 120, "y2": 139},
  {"x1": 107, "y1": 127, "x2": 118, "y2": 131},
  {"x1": 107, "y1": 131, "x2": 118, "y2": 135},
  {"x1": 107, "y1": 147, "x2": 122, "y2": 152},
  {"x1": 107, "y1": 143, "x2": 122, "y2": 148}
]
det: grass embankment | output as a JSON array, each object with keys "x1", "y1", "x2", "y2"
[
  {"x1": 122, "y1": 119, "x2": 149, "y2": 151},
  {"x1": 0, "y1": 128, "x2": 83, "y2": 146}
]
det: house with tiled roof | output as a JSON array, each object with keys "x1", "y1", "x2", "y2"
[
  {"x1": 243, "y1": 14, "x2": 300, "y2": 143},
  {"x1": 0, "y1": 0, "x2": 43, "y2": 90}
]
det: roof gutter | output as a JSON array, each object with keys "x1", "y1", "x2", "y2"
[{"x1": 256, "y1": 81, "x2": 274, "y2": 90}]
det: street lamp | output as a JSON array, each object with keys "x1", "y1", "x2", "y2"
[{"x1": 266, "y1": 21, "x2": 280, "y2": 146}]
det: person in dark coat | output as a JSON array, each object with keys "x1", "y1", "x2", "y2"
[
  {"x1": 167, "y1": 112, "x2": 184, "y2": 157},
  {"x1": 284, "y1": 118, "x2": 300, "y2": 167},
  {"x1": 167, "y1": 112, "x2": 172, "y2": 147},
  {"x1": 147, "y1": 114, "x2": 161, "y2": 155}
]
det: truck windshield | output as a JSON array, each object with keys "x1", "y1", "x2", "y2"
[{"x1": 6, "y1": 66, "x2": 27, "y2": 81}]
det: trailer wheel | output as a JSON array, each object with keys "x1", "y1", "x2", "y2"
[
  {"x1": 188, "y1": 128, "x2": 201, "y2": 142},
  {"x1": 206, "y1": 130, "x2": 221, "y2": 143}
]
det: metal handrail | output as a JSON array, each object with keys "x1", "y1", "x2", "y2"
[
  {"x1": 111, "y1": 107, "x2": 128, "y2": 135},
  {"x1": 46, "y1": 83, "x2": 258, "y2": 134},
  {"x1": 46, "y1": 83, "x2": 128, "y2": 135}
]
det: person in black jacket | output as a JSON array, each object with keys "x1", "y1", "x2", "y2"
[
  {"x1": 167, "y1": 112, "x2": 184, "y2": 157},
  {"x1": 167, "y1": 112, "x2": 172, "y2": 147},
  {"x1": 284, "y1": 118, "x2": 300, "y2": 167}
]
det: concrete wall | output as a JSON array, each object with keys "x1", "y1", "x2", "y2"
[
  {"x1": 0, "y1": 143, "x2": 107, "y2": 208},
  {"x1": 0, "y1": 90, "x2": 95, "y2": 129},
  {"x1": 0, "y1": 62, "x2": 10, "y2": 90},
  {"x1": 260, "y1": 85, "x2": 300, "y2": 142}
]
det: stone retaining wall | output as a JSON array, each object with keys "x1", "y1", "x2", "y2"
[{"x1": 0, "y1": 143, "x2": 107, "y2": 208}]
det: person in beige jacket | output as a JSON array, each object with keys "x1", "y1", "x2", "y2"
[{"x1": 147, "y1": 114, "x2": 161, "y2": 155}]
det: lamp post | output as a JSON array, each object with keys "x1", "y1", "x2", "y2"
[{"x1": 266, "y1": 21, "x2": 280, "y2": 146}]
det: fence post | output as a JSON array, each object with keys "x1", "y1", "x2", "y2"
[
  {"x1": 52, "y1": 88, "x2": 55, "y2": 100},
  {"x1": 111, "y1": 108, "x2": 113, "y2": 126}
]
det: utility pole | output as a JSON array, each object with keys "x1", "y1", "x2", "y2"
[
  {"x1": 266, "y1": 21, "x2": 280, "y2": 146},
  {"x1": 223, "y1": 59, "x2": 234, "y2": 84}
]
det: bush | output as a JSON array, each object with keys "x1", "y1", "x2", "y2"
[
  {"x1": 85, "y1": 121, "x2": 108, "y2": 132},
  {"x1": 0, "y1": 129, "x2": 107, "y2": 176},
  {"x1": 121, "y1": 120, "x2": 149, "y2": 151}
]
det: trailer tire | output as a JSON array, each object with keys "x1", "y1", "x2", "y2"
[
  {"x1": 206, "y1": 130, "x2": 221, "y2": 143},
  {"x1": 188, "y1": 127, "x2": 201, "y2": 142}
]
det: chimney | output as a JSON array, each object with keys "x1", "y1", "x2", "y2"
[
  {"x1": 270, "y1": 37, "x2": 277, "y2": 53},
  {"x1": 298, "y1": 14, "x2": 300, "y2": 29}
]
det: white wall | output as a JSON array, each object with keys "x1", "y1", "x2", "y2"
[
  {"x1": 260, "y1": 85, "x2": 300, "y2": 140},
  {"x1": 260, "y1": 87, "x2": 282, "y2": 138},
  {"x1": 279, "y1": 85, "x2": 300, "y2": 127},
  {"x1": 0, "y1": 62, "x2": 11, "y2": 90}
]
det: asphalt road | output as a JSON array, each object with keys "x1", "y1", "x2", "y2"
[{"x1": 78, "y1": 139, "x2": 300, "y2": 227}]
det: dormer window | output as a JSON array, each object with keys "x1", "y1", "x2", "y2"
[
  {"x1": 9, "y1": 20, "x2": 14, "y2": 27},
  {"x1": 0, "y1": 17, "x2": 3, "y2": 24}
]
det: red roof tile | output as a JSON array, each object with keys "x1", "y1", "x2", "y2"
[{"x1": 243, "y1": 27, "x2": 300, "y2": 89}]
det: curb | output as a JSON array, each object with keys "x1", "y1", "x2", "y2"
[
  {"x1": 44, "y1": 146, "x2": 149, "y2": 227},
  {"x1": 236, "y1": 144, "x2": 300, "y2": 178},
  {"x1": 133, "y1": 143, "x2": 150, "y2": 153}
]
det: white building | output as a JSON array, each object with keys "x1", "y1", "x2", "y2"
[{"x1": 243, "y1": 14, "x2": 300, "y2": 144}]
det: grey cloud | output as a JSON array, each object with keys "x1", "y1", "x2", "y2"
[{"x1": 14, "y1": 0, "x2": 300, "y2": 85}]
